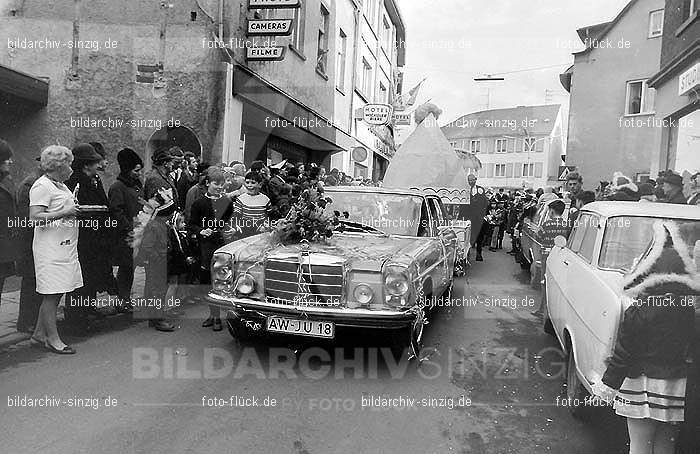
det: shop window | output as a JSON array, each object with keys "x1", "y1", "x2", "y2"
[
  {"x1": 649, "y1": 10, "x2": 664, "y2": 37},
  {"x1": 625, "y1": 80, "x2": 655, "y2": 115}
]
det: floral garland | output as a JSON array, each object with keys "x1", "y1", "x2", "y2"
[{"x1": 272, "y1": 186, "x2": 347, "y2": 244}]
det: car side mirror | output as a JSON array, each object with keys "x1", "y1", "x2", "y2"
[{"x1": 554, "y1": 235, "x2": 567, "y2": 249}]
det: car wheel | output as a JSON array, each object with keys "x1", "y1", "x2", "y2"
[{"x1": 565, "y1": 347, "x2": 592, "y2": 419}]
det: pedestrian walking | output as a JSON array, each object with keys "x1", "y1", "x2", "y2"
[
  {"x1": 594, "y1": 221, "x2": 700, "y2": 454},
  {"x1": 108, "y1": 148, "x2": 144, "y2": 312},
  {"x1": 65, "y1": 143, "x2": 116, "y2": 328},
  {"x1": 0, "y1": 139, "x2": 17, "y2": 309},
  {"x1": 29, "y1": 145, "x2": 82, "y2": 354},
  {"x1": 190, "y1": 168, "x2": 233, "y2": 332},
  {"x1": 467, "y1": 174, "x2": 489, "y2": 262}
]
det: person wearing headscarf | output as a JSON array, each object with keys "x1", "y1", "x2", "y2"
[
  {"x1": 0, "y1": 139, "x2": 17, "y2": 309},
  {"x1": 108, "y1": 148, "x2": 144, "y2": 312},
  {"x1": 594, "y1": 221, "x2": 700, "y2": 454},
  {"x1": 65, "y1": 143, "x2": 117, "y2": 327}
]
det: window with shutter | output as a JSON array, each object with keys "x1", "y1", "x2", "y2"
[
  {"x1": 506, "y1": 163, "x2": 514, "y2": 178},
  {"x1": 487, "y1": 163, "x2": 495, "y2": 177},
  {"x1": 535, "y1": 162, "x2": 544, "y2": 178},
  {"x1": 507, "y1": 138, "x2": 516, "y2": 152},
  {"x1": 535, "y1": 139, "x2": 544, "y2": 152}
]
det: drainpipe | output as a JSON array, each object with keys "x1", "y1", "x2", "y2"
[
  {"x1": 348, "y1": 1, "x2": 360, "y2": 173},
  {"x1": 156, "y1": 1, "x2": 171, "y2": 87},
  {"x1": 68, "y1": 0, "x2": 81, "y2": 79}
]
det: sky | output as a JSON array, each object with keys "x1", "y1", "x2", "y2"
[{"x1": 398, "y1": 0, "x2": 632, "y2": 126}]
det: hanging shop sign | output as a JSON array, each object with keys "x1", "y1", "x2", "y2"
[
  {"x1": 247, "y1": 19, "x2": 294, "y2": 36},
  {"x1": 246, "y1": 46, "x2": 286, "y2": 61},
  {"x1": 363, "y1": 104, "x2": 393, "y2": 126},
  {"x1": 352, "y1": 147, "x2": 368, "y2": 162},
  {"x1": 248, "y1": 0, "x2": 301, "y2": 8},
  {"x1": 393, "y1": 112, "x2": 411, "y2": 126},
  {"x1": 679, "y1": 62, "x2": 700, "y2": 96}
]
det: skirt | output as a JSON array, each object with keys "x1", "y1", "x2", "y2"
[{"x1": 614, "y1": 375, "x2": 686, "y2": 422}]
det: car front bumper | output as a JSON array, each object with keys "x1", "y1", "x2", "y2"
[{"x1": 206, "y1": 292, "x2": 417, "y2": 330}]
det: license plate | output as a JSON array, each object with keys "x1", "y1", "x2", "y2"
[{"x1": 266, "y1": 317, "x2": 335, "y2": 338}]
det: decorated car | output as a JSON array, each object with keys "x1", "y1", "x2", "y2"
[
  {"x1": 207, "y1": 186, "x2": 461, "y2": 356},
  {"x1": 543, "y1": 201, "x2": 700, "y2": 417}
]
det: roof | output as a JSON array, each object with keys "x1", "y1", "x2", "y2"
[
  {"x1": 442, "y1": 104, "x2": 561, "y2": 139},
  {"x1": 574, "y1": 0, "x2": 638, "y2": 56},
  {"x1": 582, "y1": 201, "x2": 700, "y2": 220},
  {"x1": 0, "y1": 64, "x2": 49, "y2": 106},
  {"x1": 576, "y1": 21, "x2": 612, "y2": 45}
]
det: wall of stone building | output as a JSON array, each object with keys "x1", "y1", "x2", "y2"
[
  {"x1": 0, "y1": 11, "x2": 225, "y2": 188},
  {"x1": 659, "y1": 0, "x2": 700, "y2": 67}
]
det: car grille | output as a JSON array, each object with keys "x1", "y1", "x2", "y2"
[{"x1": 264, "y1": 257, "x2": 344, "y2": 308}]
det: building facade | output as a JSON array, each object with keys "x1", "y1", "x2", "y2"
[
  {"x1": 442, "y1": 105, "x2": 565, "y2": 190},
  {"x1": 561, "y1": 0, "x2": 665, "y2": 185},
  {"x1": 647, "y1": 0, "x2": 700, "y2": 177}
]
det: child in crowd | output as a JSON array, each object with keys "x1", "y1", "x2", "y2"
[{"x1": 232, "y1": 171, "x2": 271, "y2": 239}]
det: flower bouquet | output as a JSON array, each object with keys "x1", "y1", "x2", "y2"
[{"x1": 272, "y1": 186, "x2": 346, "y2": 244}]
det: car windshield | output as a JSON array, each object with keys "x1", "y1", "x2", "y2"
[
  {"x1": 326, "y1": 191, "x2": 423, "y2": 236},
  {"x1": 599, "y1": 217, "x2": 700, "y2": 272}
]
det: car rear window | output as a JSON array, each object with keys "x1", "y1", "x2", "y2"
[{"x1": 599, "y1": 217, "x2": 700, "y2": 272}]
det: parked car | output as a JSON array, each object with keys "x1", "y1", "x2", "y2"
[
  {"x1": 207, "y1": 186, "x2": 465, "y2": 353},
  {"x1": 518, "y1": 198, "x2": 571, "y2": 286},
  {"x1": 544, "y1": 201, "x2": 700, "y2": 416}
]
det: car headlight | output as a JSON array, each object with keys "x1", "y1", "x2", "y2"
[
  {"x1": 211, "y1": 252, "x2": 234, "y2": 293},
  {"x1": 382, "y1": 263, "x2": 414, "y2": 308},
  {"x1": 353, "y1": 283, "x2": 374, "y2": 305},
  {"x1": 235, "y1": 273, "x2": 256, "y2": 295}
]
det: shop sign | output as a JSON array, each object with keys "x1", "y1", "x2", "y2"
[
  {"x1": 247, "y1": 19, "x2": 293, "y2": 36},
  {"x1": 248, "y1": 0, "x2": 300, "y2": 8},
  {"x1": 394, "y1": 112, "x2": 411, "y2": 126},
  {"x1": 352, "y1": 147, "x2": 368, "y2": 162},
  {"x1": 363, "y1": 104, "x2": 393, "y2": 126},
  {"x1": 679, "y1": 62, "x2": 700, "y2": 96},
  {"x1": 246, "y1": 46, "x2": 286, "y2": 61}
]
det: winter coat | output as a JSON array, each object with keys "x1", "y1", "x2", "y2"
[
  {"x1": 65, "y1": 170, "x2": 113, "y2": 293},
  {"x1": 189, "y1": 195, "x2": 233, "y2": 269},
  {"x1": 14, "y1": 172, "x2": 40, "y2": 277},
  {"x1": 144, "y1": 167, "x2": 179, "y2": 209},
  {"x1": 602, "y1": 282, "x2": 697, "y2": 390},
  {"x1": 0, "y1": 174, "x2": 17, "y2": 275},
  {"x1": 108, "y1": 173, "x2": 144, "y2": 267}
]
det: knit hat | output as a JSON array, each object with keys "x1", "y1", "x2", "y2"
[
  {"x1": 622, "y1": 220, "x2": 700, "y2": 298},
  {"x1": 117, "y1": 148, "x2": 143, "y2": 173},
  {"x1": 0, "y1": 139, "x2": 13, "y2": 161}
]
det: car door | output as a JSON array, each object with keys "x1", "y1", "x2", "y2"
[
  {"x1": 522, "y1": 203, "x2": 547, "y2": 264},
  {"x1": 427, "y1": 197, "x2": 453, "y2": 294}
]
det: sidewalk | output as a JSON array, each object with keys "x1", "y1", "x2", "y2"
[{"x1": 0, "y1": 267, "x2": 146, "y2": 350}]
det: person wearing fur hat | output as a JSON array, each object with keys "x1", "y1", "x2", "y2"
[
  {"x1": 65, "y1": 143, "x2": 117, "y2": 328},
  {"x1": 108, "y1": 148, "x2": 144, "y2": 312},
  {"x1": 662, "y1": 172, "x2": 687, "y2": 205},
  {"x1": 0, "y1": 139, "x2": 17, "y2": 309},
  {"x1": 593, "y1": 221, "x2": 700, "y2": 454}
]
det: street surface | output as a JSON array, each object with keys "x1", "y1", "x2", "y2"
[{"x1": 0, "y1": 247, "x2": 629, "y2": 454}]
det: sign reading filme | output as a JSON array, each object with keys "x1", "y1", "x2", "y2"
[
  {"x1": 248, "y1": 0, "x2": 300, "y2": 8},
  {"x1": 363, "y1": 104, "x2": 393, "y2": 126},
  {"x1": 246, "y1": 46, "x2": 286, "y2": 61}
]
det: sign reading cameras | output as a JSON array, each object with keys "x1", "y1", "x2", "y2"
[
  {"x1": 248, "y1": 0, "x2": 300, "y2": 8},
  {"x1": 363, "y1": 104, "x2": 393, "y2": 126},
  {"x1": 247, "y1": 19, "x2": 294, "y2": 36}
]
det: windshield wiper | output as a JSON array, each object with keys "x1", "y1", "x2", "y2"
[{"x1": 338, "y1": 220, "x2": 387, "y2": 235}]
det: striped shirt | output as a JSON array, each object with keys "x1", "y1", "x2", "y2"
[{"x1": 232, "y1": 192, "x2": 271, "y2": 234}]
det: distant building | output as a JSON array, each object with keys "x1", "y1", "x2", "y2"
[
  {"x1": 442, "y1": 105, "x2": 565, "y2": 190},
  {"x1": 647, "y1": 0, "x2": 700, "y2": 176},
  {"x1": 561, "y1": 0, "x2": 665, "y2": 185}
]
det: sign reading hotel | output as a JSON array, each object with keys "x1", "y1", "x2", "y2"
[
  {"x1": 247, "y1": 19, "x2": 293, "y2": 36},
  {"x1": 246, "y1": 46, "x2": 286, "y2": 61},
  {"x1": 363, "y1": 104, "x2": 393, "y2": 126},
  {"x1": 679, "y1": 62, "x2": 700, "y2": 96},
  {"x1": 248, "y1": 0, "x2": 300, "y2": 8}
]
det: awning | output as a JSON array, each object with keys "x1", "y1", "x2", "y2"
[
  {"x1": 0, "y1": 64, "x2": 49, "y2": 106},
  {"x1": 234, "y1": 65, "x2": 342, "y2": 152}
]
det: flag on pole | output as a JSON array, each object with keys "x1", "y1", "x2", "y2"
[{"x1": 406, "y1": 78, "x2": 427, "y2": 107}]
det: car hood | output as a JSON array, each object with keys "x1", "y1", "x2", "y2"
[{"x1": 218, "y1": 232, "x2": 432, "y2": 271}]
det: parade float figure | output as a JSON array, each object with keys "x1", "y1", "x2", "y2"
[{"x1": 382, "y1": 103, "x2": 478, "y2": 275}]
